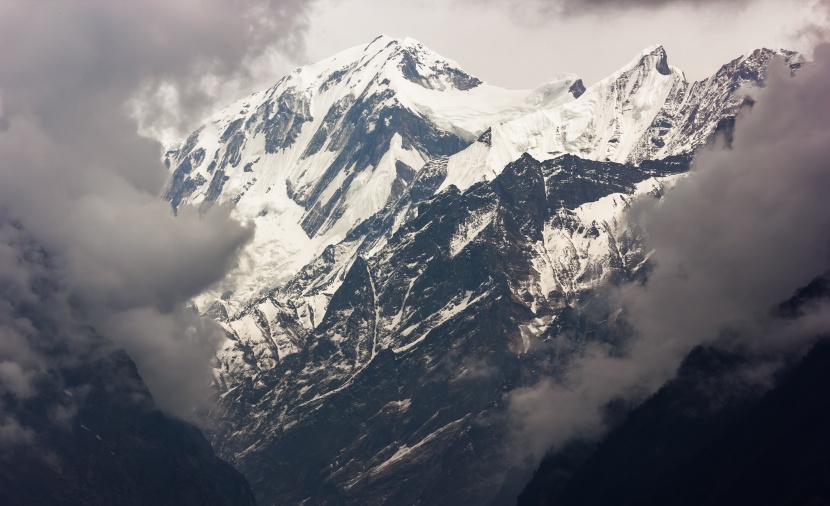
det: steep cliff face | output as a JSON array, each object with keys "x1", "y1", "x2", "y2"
[{"x1": 210, "y1": 154, "x2": 689, "y2": 505}]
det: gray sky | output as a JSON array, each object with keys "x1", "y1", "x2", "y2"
[{"x1": 297, "y1": 0, "x2": 816, "y2": 89}]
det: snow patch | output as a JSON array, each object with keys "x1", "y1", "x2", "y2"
[{"x1": 449, "y1": 207, "x2": 496, "y2": 257}]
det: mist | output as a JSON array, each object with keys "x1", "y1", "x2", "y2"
[
  {"x1": 508, "y1": 41, "x2": 830, "y2": 464},
  {"x1": 0, "y1": 0, "x2": 316, "y2": 437}
]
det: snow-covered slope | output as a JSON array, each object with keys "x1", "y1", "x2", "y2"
[
  {"x1": 164, "y1": 36, "x2": 582, "y2": 314},
  {"x1": 440, "y1": 46, "x2": 800, "y2": 192}
]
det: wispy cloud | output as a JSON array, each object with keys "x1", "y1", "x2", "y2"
[
  {"x1": 0, "y1": 0, "x2": 317, "y2": 439},
  {"x1": 508, "y1": 38, "x2": 830, "y2": 463}
]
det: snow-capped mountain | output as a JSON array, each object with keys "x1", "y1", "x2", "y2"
[
  {"x1": 164, "y1": 35, "x2": 582, "y2": 314},
  {"x1": 440, "y1": 46, "x2": 801, "y2": 192},
  {"x1": 206, "y1": 45, "x2": 798, "y2": 389},
  {"x1": 163, "y1": 40, "x2": 800, "y2": 505}
]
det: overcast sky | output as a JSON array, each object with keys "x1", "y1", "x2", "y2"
[{"x1": 294, "y1": 0, "x2": 816, "y2": 89}]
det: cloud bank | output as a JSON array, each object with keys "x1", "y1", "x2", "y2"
[
  {"x1": 0, "y1": 0, "x2": 316, "y2": 439},
  {"x1": 508, "y1": 43, "x2": 830, "y2": 463},
  {"x1": 463, "y1": 0, "x2": 755, "y2": 20}
]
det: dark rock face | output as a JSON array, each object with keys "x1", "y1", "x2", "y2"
[
  {"x1": 295, "y1": 88, "x2": 469, "y2": 237},
  {"x1": 568, "y1": 79, "x2": 586, "y2": 98},
  {"x1": 544, "y1": 154, "x2": 688, "y2": 212},
  {"x1": 256, "y1": 90, "x2": 312, "y2": 155},
  {"x1": 165, "y1": 148, "x2": 212, "y2": 213},
  {"x1": 303, "y1": 95, "x2": 355, "y2": 159},
  {"x1": 517, "y1": 346, "x2": 763, "y2": 506},
  {"x1": 165, "y1": 156, "x2": 194, "y2": 212},
  {"x1": 211, "y1": 154, "x2": 689, "y2": 505},
  {"x1": 654, "y1": 48, "x2": 671, "y2": 76},
  {"x1": 200, "y1": 167, "x2": 228, "y2": 211},
  {"x1": 517, "y1": 277, "x2": 830, "y2": 506},
  {"x1": 0, "y1": 217, "x2": 255, "y2": 505},
  {"x1": 478, "y1": 127, "x2": 492, "y2": 147},
  {"x1": 647, "y1": 341, "x2": 830, "y2": 506},
  {"x1": 0, "y1": 348, "x2": 256, "y2": 506},
  {"x1": 388, "y1": 160, "x2": 417, "y2": 204},
  {"x1": 397, "y1": 46, "x2": 482, "y2": 91},
  {"x1": 518, "y1": 340, "x2": 830, "y2": 506}
]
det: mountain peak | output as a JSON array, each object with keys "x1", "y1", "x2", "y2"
[
  {"x1": 364, "y1": 33, "x2": 403, "y2": 52},
  {"x1": 739, "y1": 47, "x2": 802, "y2": 68},
  {"x1": 627, "y1": 44, "x2": 671, "y2": 76},
  {"x1": 365, "y1": 34, "x2": 425, "y2": 49},
  {"x1": 273, "y1": 35, "x2": 481, "y2": 96},
  {"x1": 573, "y1": 45, "x2": 676, "y2": 95},
  {"x1": 574, "y1": 44, "x2": 676, "y2": 101},
  {"x1": 390, "y1": 39, "x2": 483, "y2": 91},
  {"x1": 340, "y1": 35, "x2": 478, "y2": 92}
]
